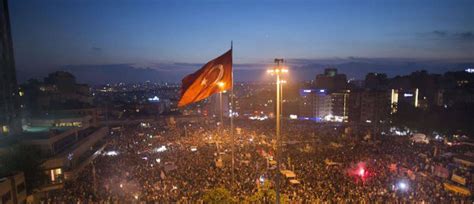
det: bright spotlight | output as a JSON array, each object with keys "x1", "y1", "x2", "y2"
[{"x1": 398, "y1": 181, "x2": 408, "y2": 190}]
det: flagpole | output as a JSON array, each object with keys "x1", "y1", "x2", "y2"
[{"x1": 230, "y1": 41, "x2": 235, "y2": 192}]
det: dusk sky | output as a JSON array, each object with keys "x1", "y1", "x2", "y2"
[{"x1": 8, "y1": 0, "x2": 474, "y2": 81}]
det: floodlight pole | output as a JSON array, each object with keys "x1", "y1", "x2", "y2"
[{"x1": 274, "y1": 58, "x2": 284, "y2": 204}]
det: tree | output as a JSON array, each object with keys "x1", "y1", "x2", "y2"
[
  {"x1": 202, "y1": 187, "x2": 236, "y2": 204},
  {"x1": 246, "y1": 182, "x2": 288, "y2": 203}
]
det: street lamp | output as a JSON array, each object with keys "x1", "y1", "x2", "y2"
[{"x1": 267, "y1": 58, "x2": 287, "y2": 204}]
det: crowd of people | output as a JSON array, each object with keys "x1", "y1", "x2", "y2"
[{"x1": 41, "y1": 117, "x2": 472, "y2": 203}]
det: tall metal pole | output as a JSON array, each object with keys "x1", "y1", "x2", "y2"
[
  {"x1": 217, "y1": 91, "x2": 224, "y2": 161},
  {"x1": 218, "y1": 92, "x2": 223, "y2": 159},
  {"x1": 280, "y1": 78, "x2": 284, "y2": 147},
  {"x1": 230, "y1": 41, "x2": 235, "y2": 191},
  {"x1": 275, "y1": 73, "x2": 281, "y2": 204},
  {"x1": 274, "y1": 58, "x2": 283, "y2": 204},
  {"x1": 219, "y1": 92, "x2": 223, "y2": 130}
]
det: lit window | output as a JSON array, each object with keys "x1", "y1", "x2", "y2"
[
  {"x1": 48, "y1": 168, "x2": 63, "y2": 183},
  {"x1": 2, "y1": 126, "x2": 9, "y2": 134}
]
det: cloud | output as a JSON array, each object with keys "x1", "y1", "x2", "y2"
[
  {"x1": 91, "y1": 47, "x2": 102, "y2": 52},
  {"x1": 421, "y1": 30, "x2": 474, "y2": 42},
  {"x1": 432, "y1": 30, "x2": 447, "y2": 37},
  {"x1": 454, "y1": 31, "x2": 474, "y2": 41}
]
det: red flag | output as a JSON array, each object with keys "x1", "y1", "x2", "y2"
[{"x1": 178, "y1": 49, "x2": 232, "y2": 107}]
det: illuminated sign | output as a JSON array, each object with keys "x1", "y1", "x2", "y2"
[
  {"x1": 300, "y1": 89, "x2": 316, "y2": 96},
  {"x1": 404, "y1": 93, "x2": 413, "y2": 97},
  {"x1": 466, "y1": 68, "x2": 474, "y2": 73}
]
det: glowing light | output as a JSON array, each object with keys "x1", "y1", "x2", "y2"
[
  {"x1": 289, "y1": 114, "x2": 298, "y2": 119},
  {"x1": 155, "y1": 145, "x2": 167, "y2": 153},
  {"x1": 398, "y1": 181, "x2": 408, "y2": 190},
  {"x1": 156, "y1": 158, "x2": 161, "y2": 163},
  {"x1": 217, "y1": 81, "x2": 225, "y2": 89},
  {"x1": 190, "y1": 146, "x2": 197, "y2": 152},
  {"x1": 358, "y1": 168, "x2": 365, "y2": 177},
  {"x1": 414, "y1": 88, "x2": 419, "y2": 107},
  {"x1": 249, "y1": 115, "x2": 268, "y2": 121},
  {"x1": 105, "y1": 151, "x2": 119, "y2": 156},
  {"x1": 147, "y1": 96, "x2": 160, "y2": 102},
  {"x1": 267, "y1": 68, "x2": 289, "y2": 75}
]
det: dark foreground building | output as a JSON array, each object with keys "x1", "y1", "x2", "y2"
[{"x1": 0, "y1": 0, "x2": 20, "y2": 136}]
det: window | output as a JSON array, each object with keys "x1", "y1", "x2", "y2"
[
  {"x1": 2, "y1": 125, "x2": 9, "y2": 134},
  {"x1": 2, "y1": 191, "x2": 11, "y2": 203},
  {"x1": 17, "y1": 182, "x2": 26, "y2": 193},
  {"x1": 46, "y1": 168, "x2": 64, "y2": 184}
]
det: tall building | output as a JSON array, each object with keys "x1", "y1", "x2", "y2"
[
  {"x1": 298, "y1": 89, "x2": 349, "y2": 122},
  {"x1": 315, "y1": 68, "x2": 347, "y2": 91},
  {"x1": 313, "y1": 90, "x2": 332, "y2": 120},
  {"x1": 298, "y1": 89, "x2": 314, "y2": 118},
  {"x1": 0, "y1": 0, "x2": 20, "y2": 136},
  {"x1": 365, "y1": 73, "x2": 388, "y2": 90},
  {"x1": 21, "y1": 71, "x2": 93, "y2": 113},
  {"x1": 390, "y1": 88, "x2": 419, "y2": 113},
  {"x1": 330, "y1": 91, "x2": 349, "y2": 121},
  {"x1": 349, "y1": 90, "x2": 390, "y2": 123}
]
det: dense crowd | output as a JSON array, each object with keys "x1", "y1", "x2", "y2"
[{"x1": 41, "y1": 118, "x2": 473, "y2": 203}]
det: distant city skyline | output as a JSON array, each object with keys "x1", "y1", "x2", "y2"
[{"x1": 8, "y1": 0, "x2": 474, "y2": 82}]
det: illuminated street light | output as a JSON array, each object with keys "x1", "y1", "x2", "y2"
[
  {"x1": 267, "y1": 58, "x2": 288, "y2": 204},
  {"x1": 217, "y1": 81, "x2": 225, "y2": 90}
]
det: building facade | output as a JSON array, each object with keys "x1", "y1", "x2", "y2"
[
  {"x1": 349, "y1": 90, "x2": 390, "y2": 123},
  {"x1": 0, "y1": 0, "x2": 20, "y2": 136},
  {"x1": 298, "y1": 89, "x2": 349, "y2": 122},
  {"x1": 0, "y1": 172, "x2": 26, "y2": 204},
  {"x1": 315, "y1": 68, "x2": 347, "y2": 91}
]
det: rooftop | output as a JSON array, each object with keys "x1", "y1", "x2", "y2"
[{"x1": 18, "y1": 123, "x2": 73, "y2": 139}]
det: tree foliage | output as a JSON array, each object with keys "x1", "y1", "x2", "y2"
[
  {"x1": 246, "y1": 182, "x2": 288, "y2": 203},
  {"x1": 202, "y1": 187, "x2": 236, "y2": 204}
]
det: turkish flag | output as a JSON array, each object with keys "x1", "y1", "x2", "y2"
[{"x1": 178, "y1": 49, "x2": 232, "y2": 107}]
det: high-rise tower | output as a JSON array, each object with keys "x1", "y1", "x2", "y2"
[{"x1": 0, "y1": 0, "x2": 20, "y2": 136}]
